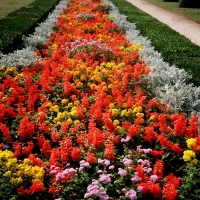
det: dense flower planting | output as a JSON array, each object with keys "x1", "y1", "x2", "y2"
[{"x1": 0, "y1": 0, "x2": 200, "y2": 199}]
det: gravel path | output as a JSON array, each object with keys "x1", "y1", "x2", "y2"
[{"x1": 127, "y1": 0, "x2": 200, "y2": 46}]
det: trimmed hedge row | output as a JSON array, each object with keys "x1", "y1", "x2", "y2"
[
  {"x1": 110, "y1": 0, "x2": 200, "y2": 86},
  {"x1": 0, "y1": 0, "x2": 60, "y2": 54}
]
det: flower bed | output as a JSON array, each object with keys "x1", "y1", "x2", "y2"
[{"x1": 0, "y1": 0, "x2": 200, "y2": 199}]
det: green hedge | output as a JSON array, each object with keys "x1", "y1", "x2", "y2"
[
  {"x1": 110, "y1": 0, "x2": 200, "y2": 86},
  {"x1": 0, "y1": 0, "x2": 60, "y2": 54}
]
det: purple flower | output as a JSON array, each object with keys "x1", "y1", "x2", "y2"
[
  {"x1": 79, "y1": 166, "x2": 84, "y2": 172},
  {"x1": 84, "y1": 193, "x2": 91, "y2": 198},
  {"x1": 137, "y1": 159, "x2": 144, "y2": 165},
  {"x1": 109, "y1": 165, "x2": 114, "y2": 170},
  {"x1": 143, "y1": 148, "x2": 152, "y2": 154},
  {"x1": 147, "y1": 168, "x2": 152, "y2": 173},
  {"x1": 131, "y1": 172, "x2": 142, "y2": 182},
  {"x1": 121, "y1": 136, "x2": 131, "y2": 143},
  {"x1": 150, "y1": 175, "x2": 158, "y2": 182},
  {"x1": 55, "y1": 172, "x2": 64, "y2": 182},
  {"x1": 118, "y1": 168, "x2": 127, "y2": 177},
  {"x1": 99, "y1": 174, "x2": 112, "y2": 184},
  {"x1": 123, "y1": 158, "x2": 132, "y2": 167},
  {"x1": 49, "y1": 169, "x2": 57, "y2": 175},
  {"x1": 79, "y1": 160, "x2": 90, "y2": 168},
  {"x1": 125, "y1": 189, "x2": 137, "y2": 200},
  {"x1": 137, "y1": 186, "x2": 143, "y2": 192},
  {"x1": 92, "y1": 179, "x2": 99, "y2": 185},
  {"x1": 69, "y1": 168, "x2": 77, "y2": 173},
  {"x1": 98, "y1": 159, "x2": 110, "y2": 166}
]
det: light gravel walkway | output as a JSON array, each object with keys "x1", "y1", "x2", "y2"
[{"x1": 127, "y1": 0, "x2": 200, "y2": 46}]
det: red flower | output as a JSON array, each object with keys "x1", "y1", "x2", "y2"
[
  {"x1": 18, "y1": 116, "x2": 35, "y2": 140},
  {"x1": 187, "y1": 113, "x2": 199, "y2": 138},
  {"x1": 104, "y1": 142, "x2": 115, "y2": 160},
  {"x1": 22, "y1": 141, "x2": 34, "y2": 155},
  {"x1": 30, "y1": 182, "x2": 45, "y2": 195},
  {"x1": 86, "y1": 152, "x2": 97, "y2": 164},
  {"x1": 0, "y1": 123, "x2": 12, "y2": 141},
  {"x1": 153, "y1": 160, "x2": 164, "y2": 181},
  {"x1": 144, "y1": 126, "x2": 158, "y2": 143},
  {"x1": 28, "y1": 154, "x2": 43, "y2": 167},
  {"x1": 127, "y1": 125, "x2": 139, "y2": 139},
  {"x1": 71, "y1": 147, "x2": 81, "y2": 161},
  {"x1": 51, "y1": 131, "x2": 60, "y2": 143},
  {"x1": 61, "y1": 120, "x2": 69, "y2": 132},
  {"x1": 150, "y1": 150, "x2": 164, "y2": 157},
  {"x1": 162, "y1": 173, "x2": 181, "y2": 200},
  {"x1": 171, "y1": 114, "x2": 187, "y2": 136},
  {"x1": 42, "y1": 140, "x2": 52, "y2": 157},
  {"x1": 17, "y1": 186, "x2": 30, "y2": 197}
]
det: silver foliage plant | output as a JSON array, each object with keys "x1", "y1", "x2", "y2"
[
  {"x1": 0, "y1": 0, "x2": 68, "y2": 68},
  {"x1": 104, "y1": 0, "x2": 200, "y2": 128}
]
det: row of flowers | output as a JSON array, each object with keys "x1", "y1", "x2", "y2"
[
  {"x1": 0, "y1": 0, "x2": 200, "y2": 199},
  {"x1": 1, "y1": 0, "x2": 200, "y2": 122}
]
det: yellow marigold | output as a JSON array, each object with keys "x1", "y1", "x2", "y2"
[
  {"x1": 61, "y1": 99, "x2": 68, "y2": 104},
  {"x1": 4, "y1": 170, "x2": 12, "y2": 177},
  {"x1": 5, "y1": 158, "x2": 18, "y2": 170},
  {"x1": 149, "y1": 115, "x2": 155, "y2": 121},
  {"x1": 111, "y1": 108, "x2": 119, "y2": 116},
  {"x1": 0, "y1": 150, "x2": 14, "y2": 164},
  {"x1": 113, "y1": 120, "x2": 120, "y2": 125},
  {"x1": 120, "y1": 110, "x2": 127, "y2": 117},
  {"x1": 10, "y1": 177, "x2": 23, "y2": 185},
  {"x1": 191, "y1": 159, "x2": 198, "y2": 165},
  {"x1": 186, "y1": 138, "x2": 197, "y2": 149},
  {"x1": 57, "y1": 112, "x2": 65, "y2": 119},
  {"x1": 109, "y1": 103, "x2": 115, "y2": 109},
  {"x1": 136, "y1": 113, "x2": 144, "y2": 118},
  {"x1": 183, "y1": 150, "x2": 196, "y2": 162}
]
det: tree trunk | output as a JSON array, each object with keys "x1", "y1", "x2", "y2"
[{"x1": 179, "y1": 0, "x2": 200, "y2": 8}]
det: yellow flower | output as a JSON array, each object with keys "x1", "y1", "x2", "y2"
[
  {"x1": 4, "y1": 170, "x2": 12, "y2": 177},
  {"x1": 183, "y1": 150, "x2": 196, "y2": 162},
  {"x1": 8, "y1": 87, "x2": 14, "y2": 92},
  {"x1": 1, "y1": 96, "x2": 7, "y2": 102},
  {"x1": 68, "y1": 102, "x2": 73, "y2": 107},
  {"x1": 113, "y1": 119, "x2": 120, "y2": 125},
  {"x1": 121, "y1": 110, "x2": 127, "y2": 117},
  {"x1": 57, "y1": 112, "x2": 65, "y2": 119},
  {"x1": 111, "y1": 108, "x2": 119, "y2": 116},
  {"x1": 186, "y1": 138, "x2": 197, "y2": 149},
  {"x1": 74, "y1": 120, "x2": 80, "y2": 125},
  {"x1": 61, "y1": 99, "x2": 68, "y2": 104},
  {"x1": 149, "y1": 115, "x2": 155, "y2": 121},
  {"x1": 67, "y1": 118, "x2": 73, "y2": 124},
  {"x1": 53, "y1": 117, "x2": 59, "y2": 123},
  {"x1": 109, "y1": 103, "x2": 115, "y2": 109},
  {"x1": 136, "y1": 112, "x2": 144, "y2": 118},
  {"x1": 122, "y1": 103, "x2": 127, "y2": 108},
  {"x1": 191, "y1": 159, "x2": 198, "y2": 165}
]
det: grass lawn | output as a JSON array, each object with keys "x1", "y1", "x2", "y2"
[
  {"x1": 0, "y1": 0, "x2": 35, "y2": 18},
  {"x1": 147, "y1": 0, "x2": 200, "y2": 23}
]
